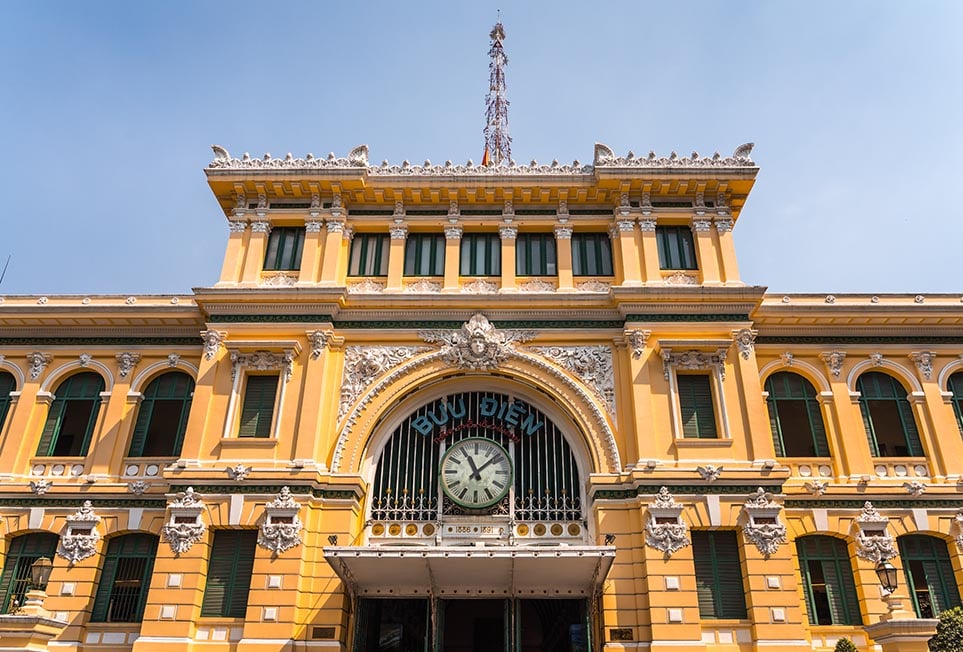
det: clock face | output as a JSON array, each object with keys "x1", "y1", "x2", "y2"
[{"x1": 440, "y1": 438, "x2": 513, "y2": 509}]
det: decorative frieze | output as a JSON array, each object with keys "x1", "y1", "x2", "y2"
[
  {"x1": 405, "y1": 279, "x2": 442, "y2": 294},
  {"x1": 663, "y1": 271, "x2": 698, "y2": 285},
  {"x1": 461, "y1": 279, "x2": 499, "y2": 294},
  {"x1": 575, "y1": 280, "x2": 611, "y2": 293},
  {"x1": 661, "y1": 348, "x2": 728, "y2": 382},
  {"x1": 519, "y1": 278, "x2": 555, "y2": 293},
  {"x1": 820, "y1": 351, "x2": 846, "y2": 378},
  {"x1": 339, "y1": 346, "x2": 431, "y2": 422},
  {"x1": 530, "y1": 345, "x2": 615, "y2": 416},
  {"x1": 854, "y1": 501, "x2": 896, "y2": 563},
  {"x1": 230, "y1": 350, "x2": 296, "y2": 383},
  {"x1": 162, "y1": 487, "x2": 206, "y2": 554},
  {"x1": 742, "y1": 488, "x2": 787, "y2": 557},
  {"x1": 347, "y1": 278, "x2": 385, "y2": 294},
  {"x1": 420, "y1": 314, "x2": 533, "y2": 372},
  {"x1": 258, "y1": 487, "x2": 303, "y2": 554},
  {"x1": 58, "y1": 501, "x2": 101, "y2": 564},
  {"x1": 645, "y1": 487, "x2": 689, "y2": 556},
  {"x1": 115, "y1": 352, "x2": 141, "y2": 379}
]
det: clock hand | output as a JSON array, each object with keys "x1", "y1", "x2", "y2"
[
  {"x1": 474, "y1": 455, "x2": 502, "y2": 476},
  {"x1": 465, "y1": 455, "x2": 481, "y2": 480}
]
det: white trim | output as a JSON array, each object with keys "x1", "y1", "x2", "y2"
[
  {"x1": 129, "y1": 359, "x2": 199, "y2": 393},
  {"x1": 0, "y1": 358, "x2": 26, "y2": 389},
  {"x1": 937, "y1": 356, "x2": 963, "y2": 391},
  {"x1": 40, "y1": 360, "x2": 114, "y2": 392},
  {"x1": 758, "y1": 358, "x2": 831, "y2": 393},
  {"x1": 668, "y1": 369, "x2": 729, "y2": 441},
  {"x1": 846, "y1": 358, "x2": 923, "y2": 394}
]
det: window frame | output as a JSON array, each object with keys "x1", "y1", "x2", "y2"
[
  {"x1": 796, "y1": 535, "x2": 862, "y2": 626},
  {"x1": 127, "y1": 371, "x2": 195, "y2": 457},
  {"x1": 571, "y1": 232, "x2": 614, "y2": 277},
  {"x1": 656, "y1": 225, "x2": 698, "y2": 271},
  {"x1": 947, "y1": 371, "x2": 963, "y2": 437},
  {"x1": 91, "y1": 533, "x2": 159, "y2": 623},
  {"x1": 676, "y1": 374, "x2": 719, "y2": 439},
  {"x1": 764, "y1": 372, "x2": 830, "y2": 457},
  {"x1": 661, "y1": 346, "x2": 731, "y2": 442},
  {"x1": 201, "y1": 530, "x2": 257, "y2": 618},
  {"x1": 0, "y1": 533, "x2": 59, "y2": 613},
  {"x1": 856, "y1": 371, "x2": 923, "y2": 457},
  {"x1": 515, "y1": 233, "x2": 557, "y2": 276},
  {"x1": 262, "y1": 226, "x2": 305, "y2": 272},
  {"x1": 459, "y1": 233, "x2": 501, "y2": 277},
  {"x1": 691, "y1": 530, "x2": 748, "y2": 619},
  {"x1": 348, "y1": 233, "x2": 390, "y2": 277},
  {"x1": 898, "y1": 534, "x2": 963, "y2": 618},
  {"x1": 403, "y1": 233, "x2": 445, "y2": 277},
  {"x1": 236, "y1": 373, "x2": 281, "y2": 439},
  {"x1": 0, "y1": 371, "x2": 16, "y2": 435},
  {"x1": 36, "y1": 372, "x2": 106, "y2": 457}
]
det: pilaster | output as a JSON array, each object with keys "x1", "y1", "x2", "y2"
[
  {"x1": 554, "y1": 223, "x2": 574, "y2": 292},
  {"x1": 690, "y1": 216, "x2": 720, "y2": 285},
  {"x1": 638, "y1": 218, "x2": 662, "y2": 284},
  {"x1": 298, "y1": 215, "x2": 324, "y2": 284},
  {"x1": 443, "y1": 224, "x2": 463, "y2": 292},
  {"x1": 219, "y1": 219, "x2": 249, "y2": 285},
  {"x1": 714, "y1": 216, "x2": 741, "y2": 285},
  {"x1": 319, "y1": 220, "x2": 345, "y2": 285},
  {"x1": 499, "y1": 224, "x2": 517, "y2": 292},
  {"x1": 241, "y1": 217, "x2": 271, "y2": 284},
  {"x1": 385, "y1": 222, "x2": 408, "y2": 292}
]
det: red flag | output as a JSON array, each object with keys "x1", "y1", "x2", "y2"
[{"x1": 481, "y1": 147, "x2": 491, "y2": 167}]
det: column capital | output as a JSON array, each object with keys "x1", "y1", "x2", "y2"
[
  {"x1": 638, "y1": 218, "x2": 657, "y2": 232},
  {"x1": 326, "y1": 220, "x2": 344, "y2": 234},
  {"x1": 251, "y1": 221, "x2": 272, "y2": 234},
  {"x1": 615, "y1": 219, "x2": 636, "y2": 233},
  {"x1": 714, "y1": 218, "x2": 734, "y2": 233},
  {"x1": 553, "y1": 224, "x2": 573, "y2": 239},
  {"x1": 227, "y1": 220, "x2": 248, "y2": 233},
  {"x1": 499, "y1": 225, "x2": 518, "y2": 240},
  {"x1": 690, "y1": 217, "x2": 712, "y2": 233},
  {"x1": 305, "y1": 220, "x2": 324, "y2": 233},
  {"x1": 342, "y1": 225, "x2": 355, "y2": 241},
  {"x1": 444, "y1": 224, "x2": 463, "y2": 240},
  {"x1": 389, "y1": 223, "x2": 409, "y2": 240}
]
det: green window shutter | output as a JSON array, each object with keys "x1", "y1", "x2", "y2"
[
  {"x1": 202, "y1": 530, "x2": 257, "y2": 618},
  {"x1": 765, "y1": 393, "x2": 785, "y2": 456},
  {"x1": 899, "y1": 535, "x2": 962, "y2": 617},
  {"x1": 0, "y1": 533, "x2": 59, "y2": 613},
  {"x1": 36, "y1": 399, "x2": 67, "y2": 456},
  {"x1": 797, "y1": 536, "x2": 861, "y2": 626},
  {"x1": 678, "y1": 375, "x2": 717, "y2": 438},
  {"x1": 238, "y1": 375, "x2": 279, "y2": 438},
  {"x1": 263, "y1": 228, "x2": 305, "y2": 271},
  {"x1": 0, "y1": 372, "x2": 15, "y2": 431},
  {"x1": 949, "y1": 373, "x2": 963, "y2": 436},
  {"x1": 895, "y1": 397, "x2": 923, "y2": 456},
  {"x1": 692, "y1": 531, "x2": 747, "y2": 619},
  {"x1": 91, "y1": 547, "x2": 122, "y2": 621},
  {"x1": 572, "y1": 233, "x2": 613, "y2": 276},
  {"x1": 856, "y1": 392, "x2": 881, "y2": 457},
  {"x1": 765, "y1": 372, "x2": 830, "y2": 457},
  {"x1": 127, "y1": 400, "x2": 154, "y2": 457},
  {"x1": 806, "y1": 398, "x2": 830, "y2": 457}
]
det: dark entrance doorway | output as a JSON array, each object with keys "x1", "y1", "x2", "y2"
[
  {"x1": 517, "y1": 599, "x2": 588, "y2": 652},
  {"x1": 440, "y1": 599, "x2": 506, "y2": 651},
  {"x1": 354, "y1": 598, "x2": 429, "y2": 652}
]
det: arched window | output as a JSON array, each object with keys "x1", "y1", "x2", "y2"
[
  {"x1": 796, "y1": 535, "x2": 861, "y2": 625},
  {"x1": 856, "y1": 372, "x2": 923, "y2": 457},
  {"x1": 0, "y1": 533, "x2": 59, "y2": 612},
  {"x1": 91, "y1": 533, "x2": 159, "y2": 622},
  {"x1": 127, "y1": 372, "x2": 194, "y2": 457},
  {"x1": 0, "y1": 371, "x2": 15, "y2": 432},
  {"x1": 36, "y1": 372, "x2": 106, "y2": 457},
  {"x1": 765, "y1": 372, "x2": 829, "y2": 457},
  {"x1": 898, "y1": 535, "x2": 962, "y2": 618},
  {"x1": 948, "y1": 372, "x2": 963, "y2": 437}
]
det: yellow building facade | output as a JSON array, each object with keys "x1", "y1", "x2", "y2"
[{"x1": 1, "y1": 142, "x2": 962, "y2": 651}]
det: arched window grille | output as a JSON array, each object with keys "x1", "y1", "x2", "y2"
[
  {"x1": 765, "y1": 372, "x2": 829, "y2": 457},
  {"x1": 856, "y1": 371, "x2": 923, "y2": 457},
  {"x1": 370, "y1": 391, "x2": 582, "y2": 522}
]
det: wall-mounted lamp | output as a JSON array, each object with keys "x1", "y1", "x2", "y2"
[
  {"x1": 30, "y1": 557, "x2": 53, "y2": 591},
  {"x1": 875, "y1": 560, "x2": 898, "y2": 594}
]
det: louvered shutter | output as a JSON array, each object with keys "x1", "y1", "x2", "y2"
[
  {"x1": 678, "y1": 375, "x2": 717, "y2": 439},
  {"x1": 0, "y1": 534, "x2": 58, "y2": 612},
  {"x1": 895, "y1": 398, "x2": 924, "y2": 456},
  {"x1": 238, "y1": 375, "x2": 279, "y2": 438},
  {"x1": 765, "y1": 394, "x2": 785, "y2": 456},
  {"x1": 692, "y1": 531, "x2": 747, "y2": 619},
  {"x1": 806, "y1": 399, "x2": 830, "y2": 456},
  {"x1": 857, "y1": 396, "x2": 880, "y2": 457},
  {"x1": 36, "y1": 399, "x2": 67, "y2": 456},
  {"x1": 91, "y1": 545, "x2": 121, "y2": 621},
  {"x1": 127, "y1": 399, "x2": 154, "y2": 457},
  {"x1": 202, "y1": 530, "x2": 257, "y2": 617}
]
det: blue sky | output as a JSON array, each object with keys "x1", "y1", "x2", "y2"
[{"x1": 1, "y1": 1, "x2": 961, "y2": 295}]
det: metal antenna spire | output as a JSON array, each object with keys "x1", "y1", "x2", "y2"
[{"x1": 483, "y1": 17, "x2": 511, "y2": 166}]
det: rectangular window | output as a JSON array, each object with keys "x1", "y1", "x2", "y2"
[
  {"x1": 516, "y1": 233, "x2": 557, "y2": 276},
  {"x1": 572, "y1": 233, "x2": 613, "y2": 276},
  {"x1": 201, "y1": 530, "x2": 257, "y2": 618},
  {"x1": 678, "y1": 375, "x2": 717, "y2": 439},
  {"x1": 460, "y1": 234, "x2": 501, "y2": 276},
  {"x1": 692, "y1": 531, "x2": 747, "y2": 619},
  {"x1": 238, "y1": 375, "x2": 279, "y2": 439},
  {"x1": 656, "y1": 225, "x2": 697, "y2": 270},
  {"x1": 263, "y1": 227, "x2": 304, "y2": 271},
  {"x1": 404, "y1": 234, "x2": 445, "y2": 276},
  {"x1": 348, "y1": 234, "x2": 389, "y2": 276},
  {"x1": 91, "y1": 534, "x2": 158, "y2": 622}
]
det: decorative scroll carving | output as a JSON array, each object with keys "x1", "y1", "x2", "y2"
[
  {"x1": 201, "y1": 331, "x2": 226, "y2": 361},
  {"x1": 162, "y1": 487, "x2": 206, "y2": 554},
  {"x1": 208, "y1": 144, "x2": 369, "y2": 169},
  {"x1": 27, "y1": 352, "x2": 53, "y2": 380},
  {"x1": 854, "y1": 501, "x2": 896, "y2": 563},
  {"x1": 820, "y1": 351, "x2": 846, "y2": 378},
  {"x1": 529, "y1": 346, "x2": 615, "y2": 416},
  {"x1": 258, "y1": 487, "x2": 303, "y2": 554},
  {"x1": 309, "y1": 330, "x2": 329, "y2": 360},
  {"x1": 624, "y1": 330, "x2": 650, "y2": 360},
  {"x1": 420, "y1": 314, "x2": 533, "y2": 373},
  {"x1": 230, "y1": 350, "x2": 295, "y2": 383},
  {"x1": 733, "y1": 329, "x2": 757, "y2": 360},
  {"x1": 697, "y1": 465, "x2": 723, "y2": 482},
  {"x1": 663, "y1": 271, "x2": 698, "y2": 285},
  {"x1": 347, "y1": 278, "x2": 385, "y2": 294},
  {"x1": 127, "y1": 480, "x2": 149, "y2": 495},
  {"x1": 30, "y1": 479, "x2": 52, "y2": 495},
  {"x1": 58, "y1": 501, "x2": 101, "y2": 563},
  {"x1": 575, "y1": 280, "x2": 611, "y2": 293},
  {"x1": 742, "y1": 488, "x2": 787, "y2": 557},
  {"x1": 519, "y1": 278, "x2": 556, "y2": 293},
  {"x1": 259, "y1": 273, "x2": 297, "y2": 287},
  {"x1": 903, "y1": 480, "x2": 926, "y2": 496},
  {"x1": 645, "y1": 487, "x2": 689, "y2": 556},
  {"x1": 226, "y1": 463, "x2": 251, "y2": 481},
  {"x1": 594, "y1": 142, "x2": 756, "y2": 168},
  {"x1": 461, "y1": 279, "x2": 498, "y2": 294},
  {"x1": 115, "y1": 352, "x2": 141, "y2": 379},
  {"x1": 661, "y1": 349, "x2": 728, "y2": 382},
  {"x1": 909, "y1": 352, "x2": 935, "y2": 380},
  {"x1": 805, "y1": 480, "x2": 828, "y2": 496},
  {"x1": 780, "y1": 352, "x2": 795, "y2": 367},
  {"x1": 405, "y1": 279, "x2": 442, "y2": 294},
  {"x1": 869, "y1": 352, "x2": 884, "y2": 367},
  {"x1": 338, "y1": 346, "x2": 431, "y2": 422}
]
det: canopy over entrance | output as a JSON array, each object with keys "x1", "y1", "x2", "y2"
[{"x1": 324, "y1": 545, "x2": 615, "y2": 597}]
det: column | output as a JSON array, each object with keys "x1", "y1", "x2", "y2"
[
  {"x1": 715, "y1": 217, "x2": 741, "y2": 285},
  {"x1": 638, "y1": 217, "x2": 662, "y2": 284},
  {"x1": 219, "y1": 220, "x2": 249, "y2": 285},
  {"x1": 298, "y1": 215, "x2": 324, "y2": 284},
  {"x1": 385, "y1": 222, "x2": 408, "y2": 292},
  {"x1": 615, "y1": 218, "x2": 643, "y2": 286},
  {"x1": 443, "y1": 224, "x2": 462, "y2": 292},
  {"x1": 241, "y1": 218, "x2": 271, "y2": 284},
  {"x1": 554, "y1": 224, "x2": 574, "y2": 292},
  {"x1": 499, "y1": 224, "x2": 517, "y2": 292},
  {"x1": 319, "y1": 220, "x2": 345, "y2": 285},
  {"x1": 691, "y1": 216, "x2": 720, "y2": 285}
]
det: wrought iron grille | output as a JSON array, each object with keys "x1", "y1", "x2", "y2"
[{"x1": 369, "y1": 391, "x2": 583, "y2": 522}]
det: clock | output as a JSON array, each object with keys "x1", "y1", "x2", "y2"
[{"x1": 439, "y1": 438, "x2": 513, "y2": 509}]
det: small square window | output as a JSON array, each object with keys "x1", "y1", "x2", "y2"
[
  {"x1": 263, "y1": 227, "x2": 304, "y2": 271},
  {"x1": 656, "y1": 226, "x2": 697, "y2": 270},
  {"x1": 460, "y1": 234, "x2": 501, "y2": 276},
  {"x1": 572, "y1": 233, "x2": 613, "y2": 276},
  {"x1": 349, "y1": 234, "x2": 389, "y2": 277},
  {"x1": 516, "y1": 234, "x2": 557, "y2": 276}
]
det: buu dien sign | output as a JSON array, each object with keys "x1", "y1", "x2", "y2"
[{"x1": 410, "y1": 394, "x2": 545, "y2": 441}]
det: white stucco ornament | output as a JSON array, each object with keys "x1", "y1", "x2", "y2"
[
  {"x1": 258, "y1": 487, "x2": 303, "y2": 554},
  {"x1": 162, "y1": 487, "x2": 207, "y2": 554},
  {"x1": 420, "y1": 313, "x2": 534, "y2": 371},
  {"x1": 742, "y1": 488, "x2": 787, "y2": 557},
  {"x1": 645, "y1": 487, "x2": 689, "y2": 556},
  {"x1": 58, "y1": 501, "x2": 101, "y2": 564}
]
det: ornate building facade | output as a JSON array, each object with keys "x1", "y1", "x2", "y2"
[{"x1": 1, "y1": 142, "x2": 962, "y2": 651}]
